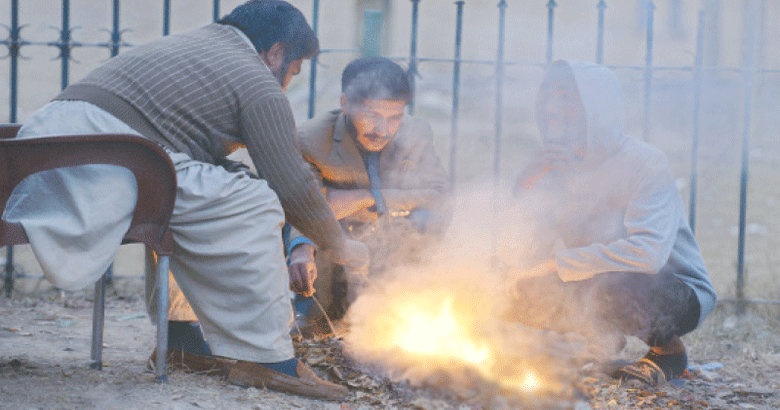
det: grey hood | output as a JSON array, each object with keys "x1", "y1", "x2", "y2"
[{"x1": 538, "y1": 59, "x2": 627, "y2": 170}]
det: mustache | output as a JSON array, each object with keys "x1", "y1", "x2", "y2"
[{"x1": 363, "y1": 133, "x2": 387, "y2": 140}]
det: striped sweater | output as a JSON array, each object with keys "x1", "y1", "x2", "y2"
[{"x1": 54, "y1": 23, "x2": 346, "y2": 253}]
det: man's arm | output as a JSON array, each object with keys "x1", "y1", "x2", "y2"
[
  {"x1": 240, "y1": 95, "x2": 366, "y2": 267},
  {"x1": 327, "y1": 188, "x2": 376, "y2": 220},
  {"x1": 554, "y1": 165, "x2": 680, "y2": 282},
  {"x1": 513, "y1": 145, "x2": 575, "y2": 193}
]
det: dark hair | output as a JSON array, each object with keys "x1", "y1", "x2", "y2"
[
  {"x1": 341, "y1": 57, "x2": 412, "y2": 104},
  {"x1": 218, "y1": 0, "x2": 319, "y2": 61}
]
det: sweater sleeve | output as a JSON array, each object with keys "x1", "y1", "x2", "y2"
[
  {"x1": 555, "y1": 166, "x2": 681, "y2": 282},
  {"x1": 240, "y1": 95, "x2": 346, "y2": 253}
]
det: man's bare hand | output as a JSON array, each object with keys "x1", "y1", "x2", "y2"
[
  {"x1": 330, "y1": 238, "x2": 370, "y2": 275},
  {"x1": 327, "y1": 189, "x2": 376, "y2": 220},
  {"x1": 288, "y1": 244, "x2": 317, "y2": 297},
  {"x1": 505, "y1": 258, "x2": 558, "y2": 298},
  {"x1": 514, "y1": 145, "x2": 573, "y2": 190}
]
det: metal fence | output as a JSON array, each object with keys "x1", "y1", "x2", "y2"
[{"x1": 2, "y1": 0, "x2": 778, "y2": 311}]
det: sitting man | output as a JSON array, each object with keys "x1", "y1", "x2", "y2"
[
  {"x1": 6, "y1": 0, "x2": 367, "y2": 400},
  {"x1": 287, "y1": 57, "x2": 450, "y2": 332},
  {"x1": 506, "y1": 60, "x2": 717, "y2": 386}
]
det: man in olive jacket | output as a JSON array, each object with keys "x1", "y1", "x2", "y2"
[{"x1": 287, "y1": 57, "x2": 450, "y2": 330}]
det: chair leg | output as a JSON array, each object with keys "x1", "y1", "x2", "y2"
[
  {"x1": 90, "y1": 270, "x2": 108, "y2": 370},
  {"x1": 155, "y1": 255, "x2": 170, "y2": 382},
  {"x1": 4, "y1": 246, "x2": 14, "y2": 298}
]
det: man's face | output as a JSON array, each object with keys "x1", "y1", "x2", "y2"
[
  {"x1": 260, "y1": 42, "x2": 304, "y2": 91},
  {"x1": 276, "y1": 58, "x2": 303, "y2": 91},
  {"x1": 537, "y1": 80, "x2": 587, "y2": 156},
  {"x1": 343, "y1": 98, "x2": 406, "y2": 152}
]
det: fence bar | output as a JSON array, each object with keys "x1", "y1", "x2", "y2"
[
  {"x1": 213, "y1": 0, "x2": 220, "y2": 22},
  {"x1": 163, "y1": 0, "x2": 171, "y2": 36},
  {"x1": 4, "y1": 0, "x2": 22, "y2": 297},
  {"x1": 102, "y1": 0, "x2": 121, "y2": 287},
  {"x1": 546, "y1": 0, "x2": 556, "y2": 64},
  {"x1": 494, "y1": 0, "x2": 506, "y2": 182},
  {"x1": 407, "y1": 0, "x2": 420, "y2": 114},
  {"x1": 688, "y1": 11, "x2": 705, "y2": 233},
  {"x1": 641, "y1": 1, "x2": 655, "y2": 142},
  {"x1": 307, "y1": 0, "x2": 320, "y2": 119},
  {"x1": 719, "y1": 298, "x2": 780, "y2": 306},
  {"x1": 8, "y1": 0, "x2": 20, "y2": 123},
  {"x1": 596, "y1": 0, "x2": 606, "y2": 64},
  {"x1": 59, "y1": 0, "x2": 71, "y2": 90},
  {"x1": 450, "y1": 1, "x2": 464, "y2": 185},
  {"x1": 110, "y1": 0, "x2": 120, "y2": 57},
  {"x1": 736, "y1": 7, "x2": 757, "y2": 316}
]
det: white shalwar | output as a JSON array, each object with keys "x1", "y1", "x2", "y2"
[{"x1": 5, "y1": 100, "x2": 295, "y2": 362}]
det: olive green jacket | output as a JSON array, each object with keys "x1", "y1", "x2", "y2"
[{"x1": 288, "y1": 109, "x2": 449, "y2": 249}]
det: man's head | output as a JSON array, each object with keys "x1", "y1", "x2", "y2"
[
  {"x1": 536, "y1": 62, "x2": 587, "y2": 157},
  {"x1": 218, "y1": 0, "x2": 319, "y2": 90},
  {"x1": 340, "y1": 57, "x2": 412, "y2": 152}
]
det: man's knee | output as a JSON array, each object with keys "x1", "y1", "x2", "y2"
[{"x1": 593, "y1": 271, "x2": 700, "y2": 345}]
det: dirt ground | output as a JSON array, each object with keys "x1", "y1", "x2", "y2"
[{"x1": 1, "y1": 280, "x2": 778, "y2": 410}]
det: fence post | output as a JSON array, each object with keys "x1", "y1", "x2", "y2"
[
  {"x1": 546, "y1": 0, "x2": 556, "y2": 64},
  {"x1": 363, "y1": 10, "x2": 382, "y2": 57},
  {"x1": 57, "y1": 0, "x2": 72, "y2": 91},
  {"x1": 596, "y1": 0, "x2": 606, "y2": 64},
  {"x1": 110, "y1": 0, "x2": 120, "y2": 57},
  {"x1": 307, "y1": 0, "x2": 320, "y2": 120},
  {"x1": 689, "y1": 11, "x2": 705, "y2": 234},
  {"x1": 7, "y1": 0, "x2": 20, "y2": 123},
  {"x1": 407, "y1": 0, "x2": 420, "y2": 114},
  {"x1": 494, "y1": 0, "x2": 506, "y2": 183},
  {"x1": 4, "y1": 0, "x2": 21, "y2": 297},
  {"x1": 163, "y1": 0, "x2": 170, "y2": 36},
  {"x1": 641, "y1": 1, "x2": 655, "y2": 142},
  {"x1": 450, "y1": 1, "x2": 464, "y2": 186},
  {"x1": 103, "y1": 0, "x2": 122, "y2": 288},
  {"x1": 213, "y1": 0, "x2": 220, "y2": 22},
  {"x1": 736, "y1": 5, "x2": 757, "y2": 316}
]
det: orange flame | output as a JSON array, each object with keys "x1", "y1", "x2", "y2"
[{"x1": 347, "y1": 288, "x2": 547, "y2": 394}]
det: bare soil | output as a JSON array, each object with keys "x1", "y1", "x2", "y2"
[{"x1": 1, "y1": 282, "x2": 778, "y2": 410}]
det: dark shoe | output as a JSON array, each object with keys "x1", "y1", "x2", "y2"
[
  {"x1": 228, "y1": 360, "x2": 349, "y2": 401},
  {"x1": 167, "y1": 321, "x2": 213, "y2": 357},
  {"x1": 611, "y1": 350, "x2": 687, "y2": 386},
  {"x1": 148, "y1": 348, "x2": 234, "y2": 377}
]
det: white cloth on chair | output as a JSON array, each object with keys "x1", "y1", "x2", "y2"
[{"x1": 2, "y1": 101, "x2": 138, "y2": 290}]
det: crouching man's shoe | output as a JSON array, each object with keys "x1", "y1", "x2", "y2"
[
  {"x1": 228, "y1": 360, "x2": 349, "y2": 401},
  {"x1": 148, "y1": 348, "x2": 234, "y2": 377}
]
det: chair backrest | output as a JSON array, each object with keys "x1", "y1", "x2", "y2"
[{"x1": 0, "y1": 125, "x2": 176, "y2": 256}]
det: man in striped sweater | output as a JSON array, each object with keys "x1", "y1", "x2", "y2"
[{"x1": 9, "y1": 0, "x2": 366, "y2": 400}]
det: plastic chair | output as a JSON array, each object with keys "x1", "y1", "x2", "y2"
[{"x1": 0, "y1": 124, "x2": 175, "y2": 381}]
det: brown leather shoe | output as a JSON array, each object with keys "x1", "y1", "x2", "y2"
[
  {"x1": 228, "y1": 360, "x2": 349, "y2": 401},
  {"x1": 148, "y1": 348, "x2": 234, "y2": 377}
]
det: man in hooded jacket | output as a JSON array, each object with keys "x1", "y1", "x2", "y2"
[{"x1": 508, "y1": 60, "x2": 717, "y2": 386}]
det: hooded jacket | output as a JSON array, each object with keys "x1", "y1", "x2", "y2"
[{"x1": 528, "y1": 60, "x2": 716, "y2": 326}]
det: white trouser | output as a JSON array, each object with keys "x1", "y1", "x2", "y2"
[{"x1": 12, "y1": 101, "x2": 294, "y2": 362}]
